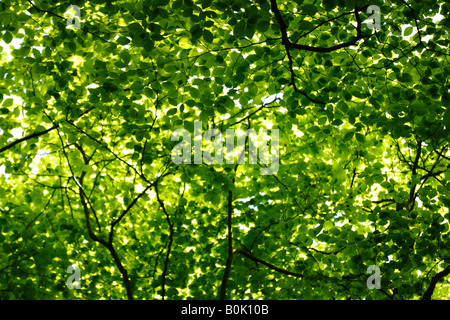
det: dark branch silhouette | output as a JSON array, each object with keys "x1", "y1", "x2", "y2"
[{"x1": 0, "y1": 124, "x2": 59, "y2": 155}]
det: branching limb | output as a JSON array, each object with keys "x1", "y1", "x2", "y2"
[
  {"x1": 154, "y1": 181, "x2": 174, "y2": 300},
  {"x1": 270, "y1": 0, "x2": 371, "y2": 105},
  {"x1": 421, "y1": 266, "x2": 450, "y2": 300},
  {"x1": 0, "y1": 124, "x2": 59, "y2": 154},
  {"x1": 233, "y1": 248, "x2": 302, "y2": 278},
  {"x1": 219, "y1": 188, "x2": 234, "y2": 300},
  {"x1": 270, "y1": 0, "x2": 371, "y2": 53},
  {"x1": 219, "y1": 158, "x2": 242, "y2": 300}
]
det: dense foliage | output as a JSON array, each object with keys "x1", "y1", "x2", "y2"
[{"x1": 0, "y1": 0, "x2": 449, "y2": 300}]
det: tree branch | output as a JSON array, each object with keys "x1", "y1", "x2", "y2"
[
  {"x1": 75, "y1": 162, "x2": 134, "y2": 300},
  {"x1": 421, "y1": 266, "x2": 450, "y2": 300},
  {"x1": 0, "y1": 124, "x2": 59, "y2": 154},
  {"x1": 233, "y1": 248, "x2": 302, "y2": 278},
  {"x1": 154, "y1": 181, "x2": 174, "y2": 300},
  {"x1": 285, "y1": 47, "x2": 326, "y2": 105},
  {"x1": 219, "y1": 189, "x2": 234, "y2": 300},
  {"x1": 76, "y1": 171, "x2": 106, "y2": 245},
  {"x1": 27, "y1": 0, "x2": 109, "y2": 42},
  {"x1": 109, "y1": 184, "x2": 152, "y2": 245},
  {"x1": 269, "y1": 0, "x2": 370, "y2": 105},
  {"x1": 270, "y1": 0, "x2": 371, "y2": 53},
  {"x1": 66, "y1": 120, "x2": 151, "y2": 184},
  {"x1": 407, "y1": 140, "x2": 422, "y2": 211}
]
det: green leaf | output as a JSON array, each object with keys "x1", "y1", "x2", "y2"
[
  {"x1": 128, "y1": 22, "x2": 144, "y2": 34},
  {"x1": 298, "y1": 21, "x2": 314, "y2": 30},
  {"x1": 345, "y1": 0, "x2": 355, "y2": 10},
  {"x1": 3, "y1": 31, "x2": 12, "y2": 44},
  {"x1": 344, "y1": 131, "x2": 354, "y2": 141},
  {"x1": 233, "y1": 20, "x2": 246, "y2": 37},
  {"x1": 203, "y1": 29, "x2": 214, "y2": 44},
  {"x1": 190, "y1": 25, "x2": 203, "y2": 42},
  {"x1": 403, "y1": 27, "x2": 413, "y2": 36},
  {"x1": 2, "y1": 98, "x2": 14, "y2": 107},
  {"x1": 167, "y1": 108, "x2": 177, "y2": 116},
  {"x1": 323, "y1": 0, "x2": 337, "y2": 11},
  {"x1": 178, "y1": 37, "x2": 191, "y2": 49},
  {"x1": 355, "y1": 133, "x2": 365, "y2": 143},
  {"x1": 307, "y1": 126, "x2": 321, "y2": 133},
  {"x1": 117, "y1": 36, "x2": 130, "y2": 45},
  {"x1": 302, "y1": 4, "x2": 318, "y2": 16}
]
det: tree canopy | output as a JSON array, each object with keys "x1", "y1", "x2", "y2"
[{"x1": 0, "y1": 0, "x2": 449, "y2": 300}]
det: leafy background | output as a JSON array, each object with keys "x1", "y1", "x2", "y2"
[{"x1": 0, "y1": 0, "x2": 449, "y2": 300}]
